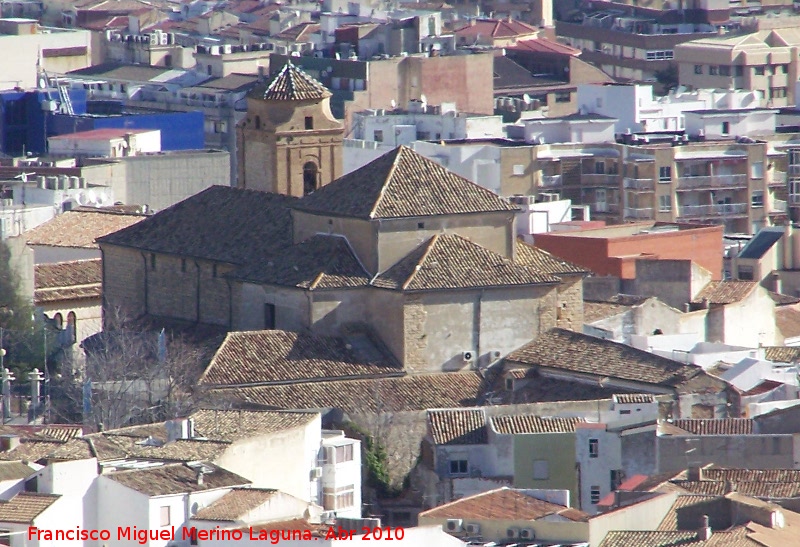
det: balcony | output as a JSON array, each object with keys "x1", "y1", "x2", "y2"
[
  {"x1": 677, "y1": 203, "x2": 748, "y2": 219},
  {"x1": 769, "y1": 171, "x2": 787, "y2": 187},
  {"x1": 581, "y1": 173, "x2": 619, "y2": 187},
  {"x1": 591, "y1": 202, "x2": 620, "y2": 214},
  {"x1": 624, "y1": 207, "x2": 654, "y2": 219},
  {"x1": 771, "y1": 199, "x2": 788, "y2": 213},
  {"x1": 623, "y1": 178, "x2": 655, "y2": 192},
  {"x1": 541, "y1": 174, "x2": 562, "y2": 188},
  {"x1": 675, "y1": 174, "x2": 747, "y2": 191}
]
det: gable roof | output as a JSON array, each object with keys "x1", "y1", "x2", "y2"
[
  {"x1": 108, "y1": 463, "x2": 249, "y2": 497},
  {"x1": 0, "y1": 492, "x2": 60, "y2": 524},
  {"x1": 193, "y1": 488, "x2": 278, "y2": 521},
  {"x1": 372, "y1": 234, "x2": 560, "y2": 291},
  {"x1": 514, "y1": 238, "x2": 589, "y2": 275},
  {"x1": 34, "y1": 259, "x2": 102, "y2": 304},
  {"x1": 25, "y1": 208, "x2": 145, "y2": 249},
  {"x1": 293, "y1": 146, "x2": 517, "y2": 220},
  {"x1": 667, "y1": 419, "x2": 755, "y2": 436},
  {"x1": 505, "y1": 328, "x2": 722, "y2": 392},
  {"x1": 691, "y1": 281, "x2": 758, "y2": 305},
  {"x1": 419, "y1": 487, "x2": 588, "y2": 521},
  {"x1": 229, "y1": 235, "x2": 370, "y2": 289},
  {"x1": 198, "y1": 330, "x2": 402, "y2": 387},
  {"x1": 97, "y1": 186, "x2": 296, "y2": 265},
  {"x1": 777, "y1": 305, "x2": 800, "y2": 340},
  {"x1": 427, "y1": 409, "x2": 487, "y2": 445},
  {"x1": 249, "y1": 61, "x2": 331, "y2": 101},
  {"x1": 763, "y1": 346, "x2": 800, "y2": 363},
  {"x1": 490, "y1": 415, "x2": 586, "y2": 434}
]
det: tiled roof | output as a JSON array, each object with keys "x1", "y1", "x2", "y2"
[
  {"x1": 0, "y1": 492, "x2": 60, "y2": 524},
  {"x1": 699, "y1": 468, "x2": 800, "y2": 483},
  {"x1": 372, "y1": 234, "x2": 560, "y2": 291},
  {"x1": 193, "y1": 488, "x2": 277, "y2": 521},
  {"x1": 599, "y1": 529, "x2": 757, "y2": 547},
  {"x1": 229, "y1": 235, "x2": 370, "y2": 289},
  {"x1": 505, "y1": 328, "x2": 716, "y2": 391},
  {"x1": 25, "y1": 208, "x2": 145, "y2": 249},
  {"x1": 514, "y1": 239, "x2": 589, "y2": 275},
  {"x1": 293, "y1": 146, "x2": 517, "y2": 220},
  {"x1": 675, "y1": 481, "x2": 800, "y2": 498},
  {"x1": 490, "y1": 415, "x2": 585, "y2": 434},
  {"x1": 454, "y1": 18, "x2": 539, "y2": 39},
  {"x1": 657, "y1": 494, "x2": 719, "y2": 531},
  {"x1": 777, "y1": 305, "x2": 800, "y2": 340},
  {"x1": 250, "y1": 61, "x2": 331, "y2": 101},
  {"x1": 584, "y1": 301, "x2": 633, "y2": 323},
  {"x1": 198, "y1": 330, "x2": 402, "y2": 387},
  {"x1": 614, "y1": 394, "x2": 656, "y2": 404},
  {"x1": 34, "y1": 259, "x2": 102, "y2": 304},
  {"x1": 187, "y1": 409, "x2": 319, "y2": 442},
  {"x1": 419, "y1": 487, "x2": 588, "y2": 521},
  {"x1": 209, "y1": 371, "x2": 486, "y2": 414},
  {"x1": 769, "y1": 291, "x2": 800, "y2": 306},
  {"x1": 510, "y1": 37, "x2": 581, "y2": 55},
  {"x1": 108, "y1": 463, "x2": 250, "y2": 497},
  {"x1": 668, "y1": 419, "x2": 755, "y2": 435},
  {"x1": 274, "y1": 22, "x2": 319, "y2": 41},
  {"x1": 0, "y1": 461, "x2": 34, "y2": 481},
  {"x1": 493, "y1": 374, "x2": 635, "y2": 404},
  {"x1": 427, "y1": 409, "x2": 487, "y2": 445},
  {"x1": 97, "y1": 186, "x2": 296, "y2": 265},
  {"x1": 764, "y1": 346, "x2": 800, "y2": 363},
  {"x1": 691, "y1": 281, "x2": 758, "y2": 305}
]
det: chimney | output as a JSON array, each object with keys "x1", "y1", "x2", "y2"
[
  {"x1": 688, "y1": 466, "x2": 703, "y2": 482},
  {"x1": 196, "y1": 469, "x2": 204, "y2": 486},
  {"x1": 725, "y1": 479, "x2": 737, "y2": 494},
  {"x1": 698, "y1": 515, "x2": 712, "y2": 541},
  {"x1": 0, "y1": 434, "x2": 20, "y2": 452}
]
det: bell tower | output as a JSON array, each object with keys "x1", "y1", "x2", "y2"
[{"x1": 237, "y1": 61, "x2": 344, "y2": 196}]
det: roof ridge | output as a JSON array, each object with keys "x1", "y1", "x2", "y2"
[
  {"x1": 369, "y1": 147, "x2": 404, "y2": 219},
  {"x1": 402, "y1": 234, "x2": 439, "y2": 291}
]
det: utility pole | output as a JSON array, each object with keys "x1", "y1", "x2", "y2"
[{"x1": 1, "y1": 368, "x2": 12, "y2": 424}]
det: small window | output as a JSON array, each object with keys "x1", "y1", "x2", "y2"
[
  {"x1": 160, "y1": 506, "x2": 170, "y2": 527},
  {"x1": 659, "y1": 166, "x2": 671, "y2": 181},
  {"x1": 738, "y1": 266, "x2": 754, "y2": 280},
  {"x1": 694, "y1": 64, "x2": 703, "y2": 75},
  {"x1": 754, "y1": 66, "x2": 765, "y2": 76},
  {"x1": 305, "y1": 116, "x2": 314, "y2": 130},
  {"x1": 54, "y1": 313, "x2": 63, "y2": 330},
  {"x1": 150, "y1": 253, "x2": 156, "y2": 270},
  {"x1": 264, "y1": 303, "x2": 276, "y2": 330},
  {"x1": 594, "y1": 161, "x2": 604, "y2": 174},
  {"x1": 619, "y1": 409, "x2": 631, "y2": 415},
  {"x1": 611, "y1": 469, "x2": 625, "y2": 491},
  {"x1": 505, "y1": 378, "x2": 514, "y2": 390},
  {"x1": 533, "y1": 460, "x2": 549, "y2": 480},
  {"x1": 555, "y1": 91, "x2": 571, "y2": 103},
  {"x1": 781, "y1": 64, "x2": 789, "y2": 74},
  {"x1": 709, "y1": 65, "x2": 719, "y2": 76},
  {"x1": 417, "y1": 222, "x2": 425, "y2": 229},
  {"x1": 181, "y1": 259, "x2": 187, "y2": 273},
  {"x1": 206, "y1": 65, "x2": 212, "y2": 75},
  {"x1": 449, "y1": 459, "x2": 468, "y2": 475},
  {"x1": 751, "y1": 161, "x2": 764, "y2": 179},
  {"x1": 373, "y1": 130, "x2": 384, "y2": 142},
  {"x1": 589, "y1": 438, "x2": 599, "y2": 458},
  {"x1": 722, "y1": 121, "x2": 730, "y2": 135},
  {"x1": 751, "y1": 190, "x2": 764, "y2": 208},
  {"x1": 590, "y1": 486, "x2": 601, "y2": 504},
  {"x1": 659, "y1": 195, "x2": 672, "y2": 213},
  {"x1": 335, "y1": 444, "x2": 354, "y2": 462},
  {"x1": 719, "y1": 65, "x2": 730, "y2": 77},
  {"x1": 67, "y1": 312, "x2": 76, "y2": 344},
  {"x1": 513, "y1": 164, "x2": 525, "y2": 176}
]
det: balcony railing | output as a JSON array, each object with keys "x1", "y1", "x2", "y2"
[
  {"x1": 582, "y1": 173, "x2": 619, "y2": 187},
  {"x1": 770, "y1": 171, "x2": 787, "y2": 186},
  {"x1": 772, "y1": 199, "x2": 788, "y2": 213},
  {"x1": 675, "y1": 174, "x2": 747, "y2": 191},
  {"x1": 591, "y1": 202, "x2": 620, "y2": 213},
  {"x1": 541, "y1": 174, "x2": 562, "y2": 188},
  {"x1": 624, "y1": 207, "x2": 654, "y2": 219},
  {"x1": 678, "y1": 203, "x2": 748, "y2": 218},
  {"x1": 790, "y1": 195, "x2": 800, "y2": 204},
  {"x1": 623, "y1": 178, "x2": 655, "y2": 191},
  {"x1": 789, "y1": 165, "x2": 800, "y2": 175}
]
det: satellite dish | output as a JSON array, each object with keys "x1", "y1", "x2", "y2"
[{"x1": 523, "y1": 93, "x2": 531, "y2": 104}]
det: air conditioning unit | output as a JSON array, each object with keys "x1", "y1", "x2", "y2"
[
  {"x1": 310, "y1": 467, "x2": 323, "y2": 480},
  {"x1": 465, "y1": 523, "x2": 481, "y2": 535},
  {"x1": 445, "y1": 519, "x2": 463, "y2": 532},
  {"x1": 462, "y1": 351, "x2": 475, "y2": 363},
  {"x1": 520, "y1": 528, "x2": 535, "y2": 540},
  {"x1": 506, "y1": 527, "x2": 520, "y2": 539}
]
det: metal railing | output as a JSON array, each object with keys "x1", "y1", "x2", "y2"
[
  {"x1": 591, "y1": 202, "x2": 620, "y2": 213},
  {"x1": 770, "y1": 171, "x2": 787, "y2": 186},
  {"x1": 676, "y1": 173, "x2": 747, "y2": 191},
  {"x1": 678, "y1": 203, "x2": 747, "y2": 217},
  {"x1": 582, "y1": 173, "x2": 619, "y2": 186},
  {"x1": 623, "y1": 178, "x2": 655, "y2": 191},
  {"x1": 772, "y1": 199, "x2": 788, "y2": 212},
  {"x1": 541, "y1": 174, "x2": 562, "y2": 187},
  {"x1": 624, "y1": 207, "x2": 654, "y2": 219}
]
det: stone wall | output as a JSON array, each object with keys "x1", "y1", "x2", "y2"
[{"x1": 101, "y1": 244, "x2": 146, "y2": 321}]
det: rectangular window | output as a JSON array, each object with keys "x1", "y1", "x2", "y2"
[
  {"x1": 416, "y1": 131, "x2": 430, "y2": 140},
  {"x1": 590, "y1": 486, "x2": 601, "y2": 504},
  {"x1": 738, "y1": 266, "x2": 754, "y2": 280},
  {"x1": 555, "y1": 91, "x2": 571, "y2": 103},
  {"x1": 449, "y1": 459, "x2": 468, "y2": 475},
  {"x1": 160, "y1": 506, "x2": 171, "y2": 527},
  {"x1": 722, "y1": 121, "x2": 730, "y2": 135},
  {"x1": 594, "y1": 161, "x2": 605, "y2": 174},
  {"x1": 659, "y1": 195, "x2": 672, "y2": 212},
  {"x1": 150, "y1": 253, "x2": 156, "y2": 270},
  {"x1": 305, "y1": 116, "x2": 314, "y2": 130},
  {"x1": 719, "y1": 65, "x2": 731, "y2": 76},
  {"x1": 264, "y1": 303, "x2": 276, "y2": 330},
  {"x1": 735, "y1": 65, "x2": 743, "y2": 77},
  {"x1": 782, "y1": 64, "x2": 789, "y2": 74},
  {"x1": 694, "y1": 64, "x2": 703, "y2": 75},
  {"x1": 755, "y1": 66, "x2": 765, "y2": 76},
  {"x1": 659, "y1": 166, "x2": 671, "y2": 181},
  {"x1": 709, "y1": 65, "x2": 719, "y2": 75},
  {"x1": 513, "y1": 164, "x2": 525, "y2": 176},
  {"x1": 323, "y1": 485, "x2": 355, "y2": 510},
  {"x1": 751, "y1": 190, "x2": 764, "y2": 208},
  {"x1": 611, "y1": 470, "x2": 625, "y2": 491},
  {"x1": 335, "y1": 444, "x2": 354, "y2": 463},
  {"x1": 373, "y1": 130, "x2": 383, "y2": 142},
  {"x1": 751, "y1": 161, "x2": 764, "y2": 179},
  {"x1": 533, "y1": 460, "x2": 549, "y2": 480},
  {"x1": 589, "y1": 438, "x2": 599, "y2": 458}
]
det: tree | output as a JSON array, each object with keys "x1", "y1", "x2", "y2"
[{"x1": 654, "y1": 65, "x2": 679, "y2": 95}]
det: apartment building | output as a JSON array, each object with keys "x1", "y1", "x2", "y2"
[{"x1": 675, "y1": 29, "x2": 800, "y2": 107}]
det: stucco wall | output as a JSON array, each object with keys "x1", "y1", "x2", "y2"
[
  {"x1": 513, "y1": 433, "x2": 579, "y2": 507},
  {"x1": 657, "y1": 434, "x2": 795, "y2": 473}
]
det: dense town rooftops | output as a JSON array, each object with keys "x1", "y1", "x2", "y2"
[
  {"x1": 691, "y1": 281, "x2": 758, "y2": 305},
  {"x1": 490, "y1": 415, "x2": 586, "y2": 434},
  {"x1": 248, "y1": 61, "x2": 331, "y2": 101},
  {"x1": 107, "y1": 462, "x2": 249, "y2": 496},
  {"x1": 427, "y1": 409, "x2": 487, "y2": 445},
  {"x1": 0, "y1": 492, "x2": 60, "y2": 524},
  {"x1": 419, "y1": 487, "x2": 589, "y2": 521},
  {"x1": 25, "y1": 208, "x2": 146, "y2": 249},
  {"x1": 34, "y1": 259, "x2": 102, "y2": 304},
  {"x1": 191, "y1": 488, "x2": 278, "y2": 521}
]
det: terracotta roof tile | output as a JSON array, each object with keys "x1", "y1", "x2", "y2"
[
  {"x1": 34, "y1": 259, "x2": 102, "y2": 304},
  {"x1": 372, "y1": 234, "x2": 560, "y2": 291},
  {"x1": 250, "y1": 61, "x2": 331, "y2": 101},
  {"x1": 599, "y1": 529, "x2": 758, "y2": 547},
  {"x1": 514, "y1": 239, "x2": 589, "y2": 275},
  {"x1": 274, "y1": 22, "x2": 319, "y2": 42},
  {"x1": 510, "y1": 37, "x2": 581, "y2": 55},
  {"x1": 229, "y1": 235, "x2": 370, "y2": 289},
  {"x1": 700, "y1": 468, "x2": 800, "y2": 483},
  {"x1": 419, "y1": 487, "x2": 588, "y2": 521},
  {"x1": 764, "y1": 346, "x2": 800, "y2": 363},
  {"x1": 490, "y1": 415, "x2": 585, "y2": 434},
  {"x1": 691, "y1": 281, "x2": 758, "y2": 305},
  {"x1": 294, "y1": 146, "x2": 517, "y2": 219},
  {"x1": 108, "y1": 463, "x2": 249, "y2": 497},
  {"x1": 211, "y1": 371, "x2": 486, "y2": 414},
  {"x1": 25, "y1": 209, "x2": 145, "y2": 249},
  {"x1": 674, "y1": 481, "x2": 800, "y2": 498},
  {"x1": 193, "y1": 488, "x2": 278, "y2": 521},
  {"x1": 189, "y1": 409, "x2": 319, "y2": 441},
  {"x1": 454, "y1": 19, "x2": 539, "y2": 39},
  {"x1": 614, "y1": 394, "x2": 656, "y2": 404},
  {"x1": 505, "y1": 328, "x2": 719, "y2": 392},
  {"x1": 428, "y1": 409, "x2": 487, "y2": 445},
  {"x1": 0, "y1": 492, "x2": 60, "y2": 524},
  {"x1": 584, "y1": 301, "x2": 633, "y2": 323},
  {"x1": 777, "y1": 305, "x2": 800, "y2": 340},
  {"x1": 198, "y1": 330, "x2": 402, "y2": 387},
  {"x1": 98, "y1": 186, "x2": 296, "y2": 265},
  {"x1": 669, "y1": 419, "x2": 755, "y2": 435},
  {"x1": 657, "y1": 494, "x2": 719, "y2": 531},
  {"x1": 0, "y1": 462, "x2": 34, "y2": 481}
]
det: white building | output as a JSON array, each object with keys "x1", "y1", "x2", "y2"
[
  {"x1": 507, "y1": 113, "x2": 617, "y2": 145},
  {"x1": 48, "y1": 129, "x2": 162, "y2": 159},
  {"x1": 684, "y1": 109, "x2": 778, "y2": 139},
  {"x1": 576, "y1": 83, "x2": 764, "y2": 134},
  {"x1": 319, "y1": 430, "x2": 361, "y2": 520}
]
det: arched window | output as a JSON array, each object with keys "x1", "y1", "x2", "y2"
[
  {"x1": 67, "y1": 312, "x2": 77, "y2": 344},
  {"x1": 53, "y1": 313, "x2": 63, "y2": 330},
  {"x1": 303, "y1": 162, "x2": 318, "y2": 195}
]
